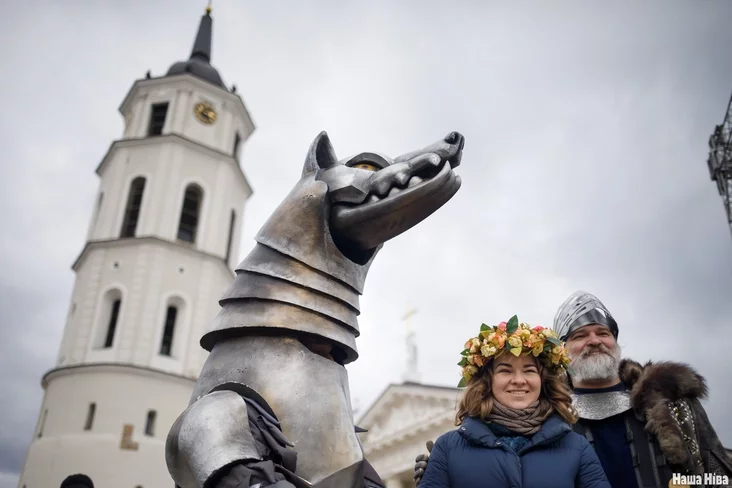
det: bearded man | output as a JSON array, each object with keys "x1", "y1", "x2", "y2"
[{"x1": 414, "y1": 291, "x2": 732, "y2": 488}]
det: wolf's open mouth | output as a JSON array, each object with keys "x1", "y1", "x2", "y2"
[
  {"x1": 330, "y1": 157, "x2": 461, "y2": 260},
  {"x1": 313, "y1": 130, "x2": 464, "y2": 263},
  {"x1": 361, "y1": 159, "x2": 456, "y2": 204}
]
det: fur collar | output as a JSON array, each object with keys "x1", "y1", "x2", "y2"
[
  {"x1": 617, "y1": 358, "x2": 709, "y2": 470},
  {"x1": 619, "y1": 358, "x2": 708, "y2": 410}
]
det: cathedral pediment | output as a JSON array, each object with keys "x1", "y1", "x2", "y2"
[{"x1": 356, "y1": 382, "x2": 461, "y2": 450}]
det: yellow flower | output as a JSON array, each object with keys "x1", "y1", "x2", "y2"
[
  {"x1": 520, "y1": 328, "x2": 531, "y2": 339},
  {"x1": 480, "y1": 344, "x2": 497, "y2": 357},
  {"x1": 469, "y1": 337, "x2": 481, "y2": 353},
  {"x1": 467, "y1": 354, "x2": 476, "y2": 365},
  {"x1": 532, "y1": 342, "x2": 544, "y2": 356},
  {"x1": 464, "y1": 365, "x2": 478, "y2": 376},
  {"x1": 508, "y1": 335, "x2": 523, "y2": 349}
]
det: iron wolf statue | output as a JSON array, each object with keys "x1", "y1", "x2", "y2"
[{"x1": 166, "y1": 131, "x2": 466, "y2": 488}]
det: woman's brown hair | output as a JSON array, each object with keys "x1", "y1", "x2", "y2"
[{"x1": 454, "y1": 356, "x2": 578, "y2": 426}]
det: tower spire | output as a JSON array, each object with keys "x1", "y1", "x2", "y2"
[
  {"x1": 165, "y1": 4, "x2": 225, "y2": 88},
  {"x1": 190, "y1": 5, "x2": 214, "y2": 62}
]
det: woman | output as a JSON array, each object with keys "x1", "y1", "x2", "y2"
[{"x1": 419, "y1": 316, "x2": 610, "y2": 488}]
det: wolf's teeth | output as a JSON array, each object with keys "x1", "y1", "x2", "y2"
[
  {"x1": 408, "y1": 176, "x2": 423, "y2": 187},
  {"x1": 388, "y1": 187, "x2": 401, "y2": 197},
  {"x1": 366, "y1": 194, "x2": 380, "y2": 203}
]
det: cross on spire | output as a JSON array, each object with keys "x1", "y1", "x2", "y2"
[{"x1": 402, "y1": 308, "x2": 421, "y2": 383}]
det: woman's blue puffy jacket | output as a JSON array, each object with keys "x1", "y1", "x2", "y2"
[{"x1": 419, "y1": 414, "x2": 611, "y2": 488}]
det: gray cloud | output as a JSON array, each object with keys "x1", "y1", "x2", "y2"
[{"x1": 2, "y1": 0, "x2": 732, "y2": 484}]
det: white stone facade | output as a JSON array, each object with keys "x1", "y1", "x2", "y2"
[
  {"x1": 90, "y1": 75, "x2": 253, "y2": 267},
  {"x1": 20, "y1": 365, "x2": 195, "y2": 488},
  {"x1": 119, "y1": 75, "x2": 254, "y2": 158},
  {"x1": 17, "y1": 25, "x2": 253, "y2": 487},
  {"x1": 358, "y1": 382, "x2": 462, "y2": 488},
  {"x1": 57, "y1": 238, "x2": 234, "y2": 378}
]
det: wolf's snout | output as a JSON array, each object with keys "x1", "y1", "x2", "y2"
[
  {"x1": 444, "y1": 131, "x2": 463, "y2": 145},
  {"x1": 444, "y1": 131, "x2": 465, "y2": 168}
]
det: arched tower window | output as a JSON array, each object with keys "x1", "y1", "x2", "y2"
[
  {"x1": 144, "y1": 410, "x2": 156, "y2": 437},
  {"x1": 225, "y1": 210, "x2": 236, "y2": 263},
  {"x1": 84, "y1": 402, "x2": 96, "y2": 431},
  {"x1": 147, "y1": 102, "x2": 169, "y2": 136},
  {"x1": 177, "y1": 184, "x2": 203, "y2": 243},
  {"x1": 159, "y1": 306, "x2": 178, "y2": 356},
  {"x1": 233, "y1": 131, "x2": 242, "y2": 160},
  {"x1": 120, "y1": 177, "x2": 146, "y2": 237},
  {"x1": 103, "y1": 299, "x2": 121, "y2": 348},
  {"x1": 91, "y1": 191, "x2": 104, "y2": 231},
  {"x1": 95, "y1": 289, "x2": 123, "y2": 349},
  {"x1": 37, "y1": 409, "x2": 48, "y2": 438}
]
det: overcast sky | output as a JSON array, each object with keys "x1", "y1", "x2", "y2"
[{"x1": 2, "y1": 1, "x2": 732, "y2": 486}]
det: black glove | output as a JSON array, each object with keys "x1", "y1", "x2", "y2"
[{"x1": 413, "y1": 440, "x2": 434, "y2": 485}]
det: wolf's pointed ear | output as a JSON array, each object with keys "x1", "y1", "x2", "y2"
[{"x1": 303, "y1": 131, "x2": 338, "y2": 177}]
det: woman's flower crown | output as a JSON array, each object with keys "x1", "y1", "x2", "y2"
[{"x1": 457, "y1": 315, "x2": 573, "y2": 387}]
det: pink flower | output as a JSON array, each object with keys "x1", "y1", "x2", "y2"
[
  {"x1": 497, "y1": 322, "x2": 507, "y2": 331},
  {"x1": 532, "y1": 325, "x2": 545, "y2": 332}
]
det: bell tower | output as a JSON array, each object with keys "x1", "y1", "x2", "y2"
[{"x1": 17, "y1": 7, "x2": 254, "y2": 488}]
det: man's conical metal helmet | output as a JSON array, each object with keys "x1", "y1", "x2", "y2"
[{"x1": 553, "y1": 290, "x2": 619, "y2": 341}]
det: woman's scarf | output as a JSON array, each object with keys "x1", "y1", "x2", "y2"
[{"x1": 486, "y1": 398, "x2": 553, "y2": 436}]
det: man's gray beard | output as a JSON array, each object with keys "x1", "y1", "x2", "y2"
[{"x1": 569, "y1": 344, "x2": 622, "y2": 384}]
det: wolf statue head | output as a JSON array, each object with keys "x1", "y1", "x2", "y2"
[
  {"x1": 202, "y1": 130, "x2": 464, "y2": 362},
  {"x1": 169, "y1": 131, "x2": 464, "y2": 488}
]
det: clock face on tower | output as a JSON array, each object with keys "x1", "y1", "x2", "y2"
[{"x1": 194, "y1": 102, "x2": 217, "y2": 125}]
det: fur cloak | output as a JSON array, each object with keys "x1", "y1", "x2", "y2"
[{"x1": 619, "y1": 358, "x2": 732, "y2": 479}]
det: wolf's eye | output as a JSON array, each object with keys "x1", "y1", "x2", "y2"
[{"x1": 352, "y1": 163, "x2": 379, "y2": 172}]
